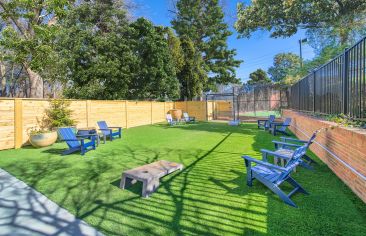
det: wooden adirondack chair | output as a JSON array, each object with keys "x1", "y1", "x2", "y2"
[
  {"x1": 183, "y1": 112, "x2": 195, "y2": 123},
  {"x1": 257, "y1": 115, "x2": 275, "y2": 130},
  {"x1": 97, "y1": 121, "x2": 122, "y2": 141},
  {"x1": 242, "y1": 145, "x2": 308, "y2": 207},
  {"x1": 272, "y1": 130, "x2": 319, "y2": 169},
  {"x1": 269, "y1": 118, "x2": 292, "y2": 136},
  {"x1": 58, "y1": 127, "x2": 96, "y2": 155},
  {"x1": 166, "y1": 114, "x2": 177, "y2": 126}
]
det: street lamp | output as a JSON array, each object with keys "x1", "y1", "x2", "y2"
[{"x1": 299, "y1": 38, "x2": 308, "y2": 68}]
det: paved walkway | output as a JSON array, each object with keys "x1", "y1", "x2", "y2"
[{"x1": 0, "y1": 169, "x2": 104, "y2": 236}]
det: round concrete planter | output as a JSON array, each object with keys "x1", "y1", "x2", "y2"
[
  {"x1": 29, "y1": 131, "x2": 58, "y2": 148},
  {"x1": 169, "y1": 109, "x2": 182, "y2": 120}
]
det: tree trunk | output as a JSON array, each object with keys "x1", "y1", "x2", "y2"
[
  {"x1": 0, "y1": 61, "x2": 6, "y2": 96},
  {"x1": 24, "y1": 64, "x2": 43, "y2": 98}
]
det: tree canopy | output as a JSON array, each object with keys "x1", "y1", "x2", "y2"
[
  {"x1": 172, "y1": 0, "x2": 242, "y2": 89},
  {"x1": 268, "y1": 53, "x2": 301, "y2": 83},
  {"x1": 0, "y1": 0, "x2": 72, "y2": 97},
  {"x1": 235, "y1": 0, "x2": 366, "y2": 45},
  {"x1": 247, "y1": 69, "x2": 271, "y2": 85},
  {"x1": 178, "y1": 35, "x2": 207, "y2": 100}
]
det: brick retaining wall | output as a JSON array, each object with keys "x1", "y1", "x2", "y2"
[{"x1": 282, "y1": 109, "x2": 366, "y2": 203}]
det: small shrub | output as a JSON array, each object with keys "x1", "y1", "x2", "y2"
[{"x1": 44, "y1": 99, "x2": 75, "y2": 130}]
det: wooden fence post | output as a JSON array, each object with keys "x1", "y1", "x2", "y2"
[
  {"x1": 14, "y1": 99, "x2": 23, "y2": 149},
  {"x1": 86, "y1": 100, "x2": 91, "y2": 127},
  {"x1": 151, "y1": 101, "x2": 153, "y2": 124},
  {"x1": 125, "y1": 100, "x2": 128, "y2": 128}
]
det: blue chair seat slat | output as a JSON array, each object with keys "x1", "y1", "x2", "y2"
[
  {"x1": 58, "y1": 127, "x2": 96, "y2": 155},
  {"x1": 97, "y1": 121, "x2": 122, "y2": 141}
]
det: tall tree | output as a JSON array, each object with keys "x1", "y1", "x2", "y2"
[
  {"x1": 235, "y1": 0, "x2": 366, "y2": 45},
  {"x1": 247, "y1": 69, "x2": 271, "y2": 85},
  {"x1": 0, "y1": 0, "x2": 72, "y2": 98},
  {"x1": 268, "y1": 53, "x2": 301, "y2": 83},
  {"x1": 171, "y1": 0, "x2": 242, "y2": 90},
  {"x1": 166, "y1": 28, "x2": 184, "y2": 75},
  {"x1": 58, "y1": 0, "x2": 138, "y2": 100},
  {"x1": 128, "y1": 18, "x2": 180, "y2": 100},
  {"x1": 178, "y1": 35, "x2": 207, "y2": 100}
]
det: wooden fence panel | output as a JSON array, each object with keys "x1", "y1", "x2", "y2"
[
  {"x1": 89, "y1": 100, "x2": 126, "y2": 128},
  {"x1": 0, "y1": 99, "x2": 176, "y2": 150},
  {"x1": 22, "y1": 100, "x2": 50, "y2": 145},
  {"x1": 0, "y1": 100, "x2": 15, "y2": 149},
  {"x1": 126, "y1": 101, "x2": 152, "y2": 128},
  {"x1": 152, "y1": 102, "x2": 166, "y2": 123}
]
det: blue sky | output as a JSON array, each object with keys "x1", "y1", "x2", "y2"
[{"x1": 133, "y1": 0, "x2": 315, "y2": 82}]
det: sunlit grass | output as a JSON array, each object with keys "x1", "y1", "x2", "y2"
[{"x1": 0, "y1": 122, "x2": 365, "y2": 235}]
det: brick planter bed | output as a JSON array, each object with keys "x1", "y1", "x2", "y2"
[{"x1": 282, "y1": 109, "x2": 366, "y2": 203}]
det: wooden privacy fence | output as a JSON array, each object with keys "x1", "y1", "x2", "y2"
[
  {"x1": 0, "y1": 99, "x2": 174, "y2": 150},
  {"x1": 0, "y1": 99, "x2": 231, "y2": 151}
]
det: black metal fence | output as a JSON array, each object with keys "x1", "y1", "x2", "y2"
[{"x1": 289, "y1": 36, "x2": 366, "y2": 119}]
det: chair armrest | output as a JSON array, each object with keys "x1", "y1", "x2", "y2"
[
  {"x1": 242, "y1": 155, "x2": 286, "y2": 171},
  {"x1": 108, "y1": 126, "x2": 122, "y2": 129},
  {"x1": 76, "y1": 134, "x2": 98, "y2": 137},
  {"x1": 280, "y1": 137, "x2": 308, "y2": 143},
  {"x1": 61, "y1": 138, "x2": 81, "y2": 141},
  {"x1": 272, "y1": 141, "x2": 302, "y2": 148},
  {"x1": 260, "y1": 149, "x2": 291, "y2": 160}
]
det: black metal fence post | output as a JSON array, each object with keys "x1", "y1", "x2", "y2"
[
  {"x1": 313, "y1": 70, "x2": 316, "y2": 113},
  {"x1": 343, "y1": 48, "x2": 349, "y2": 115}
]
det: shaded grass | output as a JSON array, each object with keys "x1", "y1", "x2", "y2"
[{"x1": 0, "y1": 122, "x2": 365, "y2": 236}]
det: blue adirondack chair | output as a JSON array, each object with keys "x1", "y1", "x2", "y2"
[
  {"x1": 272, "y1": 130, "x2": 319, "y2": 169},
  {"x1": 242, "y1": 145, "x2": 308, "y2": 207},
  {"x1": 183, "y1": 112, "x2": 195, "y2": 123},
  {"x1": 257, "y1": 115, "x2": 275, "y2": 130},
  {"x1": 97, "y1": 121, "x2": 122, "y2": 141},
  {"x1": 58, "y1": 127, "x2": 96, "y2": 155},
  {"x1": 166, "y1": 114, "x2": 177, "y2": 126},
  {"x1": 269, "y1": 118, "x2": 292, "y2": 136}
]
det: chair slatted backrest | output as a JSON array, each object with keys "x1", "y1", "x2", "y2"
[
  {"x1": 269, "y1": 115, "x2": 275, "y2": 123},
  {"x1": 275, "y1": 145, "x2": 307, "y2": 183},
  {"x1": 306, "y1": 130, "x2": 319, "y2": 148},
  {"x1": 279, "y1": 118, "x2": 292, "y2": 132},
  {"x1": 58, "y1": 128, "x2": 80, "y2": 148},
  {"x1": 265, "y1": 115, "x2": 276, "y2": 128},
  {"x1": 97, "y1": 121, "x2": 109, "y2": 136},
  {"x1": 166, "y1": 114, "x2": 173, "y2": 122},
  {"x1": 183, "y1": 112, "x2": 190, "y2": 121}
]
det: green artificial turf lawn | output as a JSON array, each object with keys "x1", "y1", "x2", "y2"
[{"x1": 0, "y1": 122, "x2": 365, "y2": 236}]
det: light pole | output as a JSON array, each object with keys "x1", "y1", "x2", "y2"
[{"x1": 299, "y1": 38, "x2": 307, "y2": 68}]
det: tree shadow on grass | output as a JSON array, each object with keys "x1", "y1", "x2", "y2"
[{"x1": 0, "y1": 126, "x2": 270, "y2": 235}]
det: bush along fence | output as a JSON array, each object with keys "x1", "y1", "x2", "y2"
[{"x1": 289, "y1": 36, "x2": 366, "y2": 119}]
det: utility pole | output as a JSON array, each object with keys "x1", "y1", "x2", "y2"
[{"x1": 299, "y1": 38, "x2": 307, "y2": 68}]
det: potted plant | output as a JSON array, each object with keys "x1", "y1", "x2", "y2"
[{"x1": 29, "y1": 99, "x2": 75, "y2": 148}]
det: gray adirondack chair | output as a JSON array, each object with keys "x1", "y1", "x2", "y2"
[
  {"x1": 269, "y1": 118, "x2": 291, "y2": 136},
  {"x1": 257, "y1": 115, "x2": 275, "y2": 130},
  {"x1": 242, "y1": 145, "x2": 308, "y2": 207},
  {"x1": 272, "y1": 130, "x2": 319, "y2": 169}
]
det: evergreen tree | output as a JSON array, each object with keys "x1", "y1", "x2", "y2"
[
  {"x1": 166, "y1": 28, "x2": 184, "y2": 75},
  {"x1": 128, "y1": 18, "x2": 180, "y2": 100},
  {"x1": 178, "y1": 36, "x2": 207, "y2": 100},
  {"x1": 58, "y1": 0, "x2": 137, "y2": 99},
  {"x1": 247, "y1": 69, "x2": 271, "y2": 85},
  {"x1": 171, "y1": 0, "x2": 242, "y2": 91}
]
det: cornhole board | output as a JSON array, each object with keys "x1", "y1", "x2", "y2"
[{"x1": 120, "y1": 160, "x2": 183, "y2": 197}]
